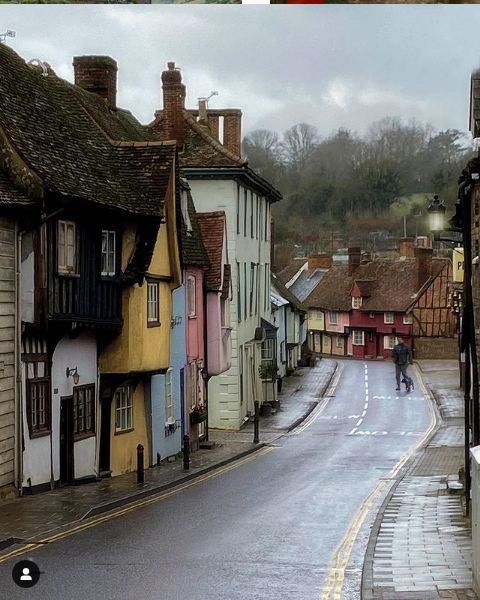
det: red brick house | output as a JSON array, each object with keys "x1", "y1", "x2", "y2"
[{"x1": 305, "y1": 245, "x2": 455, "y2": 359}]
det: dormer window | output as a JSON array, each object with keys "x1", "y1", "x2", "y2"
[
  {"x1": 101, "y1": 230, "x2": 116, "y2": 277},
  {"x1": 352, "y1": 297, "x2": 362, "y2": 309},
  {"x1": 57, "y1": 220, "x2": 77, "y2": 274}
]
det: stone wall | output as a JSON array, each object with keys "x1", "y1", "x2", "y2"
[{"x1": 414, "y1": 337, "x2": 458, "y2": 359}]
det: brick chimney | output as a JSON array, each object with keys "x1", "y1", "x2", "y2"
[
  {"x1": 348, "y1": 247, "x2": 361, "y2": 275},
  {"x1": 399, "y1": 237, "x2": 415, "y2": 258},
  {"x1": 223, "y1": 110, "x2": 242, "y2": 157},
  {"x1": 308, "y1": 254, "x2": 332, "y2": 270},
  {"x1": 161, "y1": 62, "x2": 186, "y2": 143},
  {"x1": 415, "y1": 247, "x2": 433, "y2": 290},
  {"x1": 207, "y1": 114, "x2": 219, "y2": 140},
  {"x1": 73, "y1": 56, "x2": 117, "y2": 109}
]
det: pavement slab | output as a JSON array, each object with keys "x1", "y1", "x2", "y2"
[{"x1": 363, "y1": 360, "x2": 476, "y2": 600}]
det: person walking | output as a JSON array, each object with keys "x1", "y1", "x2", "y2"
[{"x1": 392, "y1": 337, "x2": 413, "y2": 392}]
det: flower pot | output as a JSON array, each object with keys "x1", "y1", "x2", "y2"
[{"x1": 190, "y1": 410, "x2": 207, "y2": 425}]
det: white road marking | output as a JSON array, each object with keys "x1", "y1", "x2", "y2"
[
  {"x1": 356, "y1": 419, "x2": 363, "y2": 427},
  {"x1": 364, "y1": 403, "x2": 368, "y2": 410},
  {"x1": 361, "y1": 410, "x2": 366, "y2": 417}
]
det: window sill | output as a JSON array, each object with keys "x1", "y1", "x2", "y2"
[
  {"x1": 114, "y1": 427, "x2": 134, "y2": 436},
  {"x1": 57, "y1": 272, "x2": 80, "y2": 279},
  {"x1": 74, "y1": 432, "x2": 96, "y2": 442},
  {"x1": 188, "y1": 315, "x2": 197, "y2": 320},
  {"x1": 29, "y1": 429, "x2": 51, "y2": 440},
  {"x1": 147, "y1": 321, "x2": 161, "y2": 328}
]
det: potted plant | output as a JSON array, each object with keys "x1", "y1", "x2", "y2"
[{"x1": 190, "y1": 405, "x2": 207, "y2": 425}]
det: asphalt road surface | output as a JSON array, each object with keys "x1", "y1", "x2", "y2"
[{"x1": 0, "y1": 359, "x2": 433, "y2": 600}]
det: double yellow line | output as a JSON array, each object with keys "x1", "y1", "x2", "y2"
[
  {"x1": 320, "y1": 364, "x2": 437, "y2": 600},
  {"x1": 0, "y1": 446, "x2": 274, "y2": 566}
]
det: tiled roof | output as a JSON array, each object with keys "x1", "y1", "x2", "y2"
[
  {"x1": 306, "y1": 266, "x2": 353, "y2": 311},
  {"x1": 0, "y1": 170, "x2": 36, "y2": 207},
  {"x1": 271, "y1": 273, "x2": 307, "y2": 312},
  {"x1": 181, "y1": 114, "x2": 245, "y2": 168},
  {"x1": 0, "y1": 45, "x2": 175, "y2": 217},
  {"x1": 197, "y1": 211, "x2": 226, "y2": 290},
  {"x1": 353, "y1": 280, "x2": 375, "y2": 297},
  {"x1": 275, "y1": 259, "x2": 307, "y2": 286},
  {"x1": 181, "y1": 183, "x2": 209, "y2": 268},
  {"x1": 306, "y1": 259, "x2": 448, "y2": 312}
]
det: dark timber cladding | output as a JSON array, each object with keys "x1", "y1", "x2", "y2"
[{"x1": 46, "y1": 217, "x2": 122, "y2": 327}]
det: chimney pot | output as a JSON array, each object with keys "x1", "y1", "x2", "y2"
[{"x1": 73, "y1": 55, "x2": 117, "y2": 109}]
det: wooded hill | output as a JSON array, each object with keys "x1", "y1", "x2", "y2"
[{"x1": 242, "y1": 117, "x2": 474, "y2": 251}]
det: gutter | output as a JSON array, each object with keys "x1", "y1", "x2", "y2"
[{"x1": 181, "y1": 166, "x2": 282, "y2": 203}]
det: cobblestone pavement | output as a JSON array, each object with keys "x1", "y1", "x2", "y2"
[
  {"x1": 0, "y1": 358, "x2": 337, "y2": 548},
  {"x1": 364, "y1": 360, "x2": 476, "y2": 600}
]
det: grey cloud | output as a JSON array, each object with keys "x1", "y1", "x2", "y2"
[{"x1": 3, "y1": 5, "x2": 480, "y2": 137}]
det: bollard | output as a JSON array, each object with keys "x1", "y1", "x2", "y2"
[
  {"x1": 137, "y1": 443, "x2": 144, "y2": 485},
  {"x1": 253, "y1": 400, "x2": 260, "y2": 444},
  {"x1": 183, "y1": 434, "x2": 190, "y2": 471}
]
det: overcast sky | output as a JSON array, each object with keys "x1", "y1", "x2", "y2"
[{"x1": 3, "y1": 5, "x2": 480, "y2": 140}]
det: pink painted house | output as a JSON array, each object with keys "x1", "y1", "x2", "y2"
[
  {"x1": 197, "y1": 212, "x2": 232, "y2": 379},
  {"x1": 180, "y1": 184, "x2": 210, "y2": 451}
]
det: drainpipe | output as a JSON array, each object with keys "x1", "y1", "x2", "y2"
[
  {"x1": 202, "y1": 282, "x2": 210, "y2": 442},
  {"x1": 14, "y1": 224, "x2": 23, "y2": 495}
]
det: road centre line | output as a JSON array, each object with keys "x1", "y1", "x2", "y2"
[
  {"x1": 0, "y1": 447, "x2": 275, "y2": 565},
  {"x1": 321, "y1": 365, "x2": 437, "y2": 600}
]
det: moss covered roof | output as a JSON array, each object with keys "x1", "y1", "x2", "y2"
[{"x1": 0, "y1": 45, "x2": 175, "y2": 217}]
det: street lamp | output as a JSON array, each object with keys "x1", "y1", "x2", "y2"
[
  {"x1": 426, "y1": 194, "x2": 462, "y2": 244},
  {"x1": 427, "y1": 195, "x2": 446, "y2": 234}
]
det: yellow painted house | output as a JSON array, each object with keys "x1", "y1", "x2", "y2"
[
  {"x1": 307, "y1": 309, "x2": 325, "y2": 354},
  {"x1": 98, "y1": 156, "x2": 182, "y2": 477}
]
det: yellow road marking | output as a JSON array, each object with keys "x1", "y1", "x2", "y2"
[
  {"x1": 0, "y1": 446, "x2": 274, "y2": 565},
  {"x1": 320, "y1": 365, "x2": 437, "y2": 600}
]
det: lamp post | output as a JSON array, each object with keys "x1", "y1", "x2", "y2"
[
  {"x1": 200, "y1": 367, "x2": 210, "y2": 443},
  {"x1": 427, "y1": 182, "x2": 479, "y2": 517}
]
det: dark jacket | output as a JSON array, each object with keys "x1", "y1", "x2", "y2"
[{"x1": 392, "y1": 343, "x2": 412, "y2": 366}]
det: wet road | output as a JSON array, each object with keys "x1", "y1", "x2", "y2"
[{"x1": 0, "y1": 360, "x2": 434, "y2": 600}]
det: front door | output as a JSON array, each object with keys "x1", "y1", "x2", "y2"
[
  {"x1": 99, "y1": 397, "x2": 111, "y2": 474},
  {"x1": 60, "y1": 396, "x2": 74, "y2": 485}
]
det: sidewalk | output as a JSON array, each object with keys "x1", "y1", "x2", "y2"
[
  {"x1": 363, "y1": 360, "x2": 477, "y2": 600},
  {"x1": 0, "y1": 358, "x2": 337, "y2": 551}
]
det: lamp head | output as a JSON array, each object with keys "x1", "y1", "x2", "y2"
[{"x1": 427, "y1": 194, "x2": 446, "y2": 233}]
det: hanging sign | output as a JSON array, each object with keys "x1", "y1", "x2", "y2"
[{"x1": 453, "y1": 248, "x2": 464, "y2": 283}]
